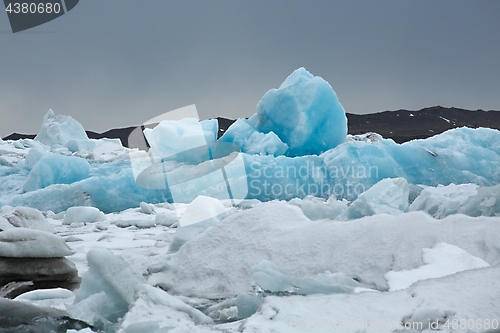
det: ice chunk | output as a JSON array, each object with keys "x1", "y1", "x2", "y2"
[
  {"x1": 1, "y1": 206, "x2": 54, "y2": 232},
  {"x1": 200, "y1": 118, "x2": 219, "y2": 144},
  {"x1": 25, "y1": 148, "x2": 46, "y2": 169},
  {"x1": 4, "y1": 123, "x2": 500, "y2": 214},
  {"x1": 254, "y1": 67, "x2": 347, "y2": 156},
  {"x1": 139, "y1": 202, "x2": 155, "y2": 215},
  {"x1": 219, "y1": 118, "x2": 288, "y2": 156},
  {"x1": 409, "y1": 183, "x2": 479, "y2": 218},
  {"x1": 179, "y1": 195, "x2": 229, "y2": 227},
  {"x1": 154, "y1": 212, "x2": 178, "y2": 227},
  {"x1": 251, "y1": 260, "x2": 294, "y2": 293},
  {"x1": 385, "y1": 242, "x2": 490, "y2": 291},
  {"x1": 458, "y1": 183, "x2": 500, "y2": 216},
  {"x1": 346, "y1": 178, "x2": 410, "y2": 219},
  {"x1": 0, "y1": 228, "x2": 74, "y2": 258},
  {"x1": 15, "y1": 288, "x2": 74, "y2": 302},
  {"x1": 23, "y1": 153, "x2": 90, "y2": 192},
  {"x1": 143, "y1": 118, "x2": 214, "y2": 162},
  {"x1": 236, "y1": 293, "x2": 263, "y2": 320},
  {"x1": 244, "y1": 126, "x2": 500, "y2": 203},
  {"x1": 68, "y1": 248, "x2": 142, "y2": 330},
  {"x1": 118, "y1": 283, "x2": 213, "y2": 333},
  {"x1": 347, "y1": 132, "x2": 383, "y2": 143},
  {"x1": 34, "y1": 109, "x2": 95, "y2": 152},
  {"x1": 289, "y1": 195, "x2": 347, "y2": 220},
  {"x1": 0, "y1": 216, "x2": 13, "y2": 231},
  {"x1": 169, "y1": 196, "x2": 234, "y2": 253},
  {"x1": 0, "y1": 297, "x2": 90, "y2": 332},
  {"x1": 149, "y1": 203, "x2": 500, "y2": 298},
  {"x1": 63, "y1": 206, "x2": 105, "y2": 225},
  {"x1": 251, "y1": 260, "x2": 359, "y2": 295}
]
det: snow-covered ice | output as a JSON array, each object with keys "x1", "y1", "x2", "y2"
[
  {"x1": 63, "y1": 206, "x2": 106, "y2": 225},
  {"x1": 148, "y1": 202, "x2": 500, "y2": 297},
  {"x1": 34, "y1": 109, "x2": 95, "y2": 153},
  {"x1": 384, "y1": 242, "x2": 490, "y2": 291},
  {"x1": 1, "y1": 206, "x2": 54, "y2": 232},
  {"x1": 0, "y1": 228, "x2": 73, "y2": 258},
  {"x1": 1, "y1": 67, "x2": 500, "y2": 332}
]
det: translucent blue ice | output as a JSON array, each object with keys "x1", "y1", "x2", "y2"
[
  {"x1": 243, "y1": 127, "x2": 500, "y2": 202},
  {"x1": 219, "y1": 118, "x2": 288, "y2": 156},
  {"x1": 253, "y1": 67, "x2": 348, "y2": 157},
  {"x1": 23, "y1": 152, "x2": 90, "y2": 192},
  {"x1": 2, "y1": 126, "x2": 500, "y2": 214}
]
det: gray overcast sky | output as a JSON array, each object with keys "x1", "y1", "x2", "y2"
[{"x1": 1, "y1": 1, "x2": 499, "y2": 137}]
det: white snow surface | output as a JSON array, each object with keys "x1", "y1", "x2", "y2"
[
  {"x1": 384, "y1": 242, "x2": 490, "y2": 291},
  {"x1": 148, "y1": 202, "x2": 500, "y2": 298},
  {"x1": 240, "y1": 267, "x2": 500, "y2": 333},
  {"x1": 1, "y1": 198, "x2": 497, "y2": 333}
]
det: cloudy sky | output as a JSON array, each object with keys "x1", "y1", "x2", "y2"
[{"x1": 1, "y1": 0, "x2": 499, "y2": 137}]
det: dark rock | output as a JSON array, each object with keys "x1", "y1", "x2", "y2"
[{"x1": 0, "y1": 257, "x2": 81, "y2": 299}]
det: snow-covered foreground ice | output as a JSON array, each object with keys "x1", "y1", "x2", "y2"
[
  {"x1": 1, "y1": 67, "x2": 500, "y2": 332},
  {"x1": 2, "y1": 201, "x2": 497, "y2": 333}
]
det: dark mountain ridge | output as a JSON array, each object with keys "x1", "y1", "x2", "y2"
[{"x1": 3, "y1": 106, "x2": 500, "y2": 146}]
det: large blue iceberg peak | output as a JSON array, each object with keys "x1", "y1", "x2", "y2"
[{"x1": 254, "y1": 67, "x2": 347, "y2": 157}]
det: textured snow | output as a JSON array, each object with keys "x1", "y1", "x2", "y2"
[
  {"x1": 1, "y1": 197, "x2": 497, "y2": 332},
  {"x1": 384, "y1": 242, "x2": 490, "y2": 291},
  {"x1": 0, "y1": 216, "x2": 13, "y2": 231},
  {"x1": 240, "y1": 267, "x2": 500, "y2": 333},
  {"x1": 0, "y1": 206, "x2": 54, "y2": 232},
  {"x1": 148, "y1": 203, "x2": 500, "y2": 298},
  {"x1": 0, "y1": 228, "x2": 74, "y2": 258}
]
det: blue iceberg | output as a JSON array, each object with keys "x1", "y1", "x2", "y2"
[
  {"x1": 1, "y1": 68, "x2": 500, "y2": 215},
  {"x1": 253, "y1": 67, "x2": 347, "y2": 157}
]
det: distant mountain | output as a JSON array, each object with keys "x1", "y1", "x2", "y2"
[
  {"x1": 3, "y1": 107, "x2": 500, "y2": 145},
  {"x1": 346, "y1": 106, "x2": 500, "y2": 143}
]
